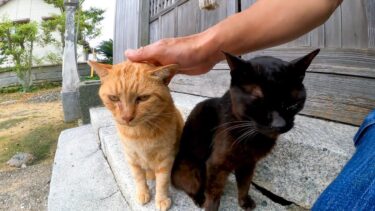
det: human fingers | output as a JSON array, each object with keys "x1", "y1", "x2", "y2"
[{"x1": 125, "y1": 46, "x2": 150, "y2": 62}]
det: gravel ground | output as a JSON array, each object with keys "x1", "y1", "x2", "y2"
[
  {"x1": 26, "y1": 90, "x2": 61, "y2": 104},
  {"x1": 0, "y1": 88, "x2": 67, "y2": 211},
  {"x1": 0, "y1": 162, "x2": 52, "y2": 211}
]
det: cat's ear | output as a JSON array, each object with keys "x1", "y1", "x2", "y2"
[
  {"x1": 150, "y1": 64, "x2": 179, "y2": 85},
  {"x1": 87, "y1": 61, "x2": 112, "y2": 78},
  {"x1": 290, "y1": 49, "x2": 320, "y2": 80},
  {"x1": 223, "y1": 52, "x2": 245, "y2": 71}
]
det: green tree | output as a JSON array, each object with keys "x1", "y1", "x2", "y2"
[
  {"x1": 96, "y1": 39, "x2": 113, "y2": 64},
  {"x1": 0, "y1": 19, "x2": 38, "y2": 92},
  {"x1": 41, "y1": 0, "x2": 104, "y2": 56}
]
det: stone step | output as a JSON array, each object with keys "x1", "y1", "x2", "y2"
[
  {"x1": 98, "y1": 126, "x2": 301, "y2": 211},
  {"x1": 49, "y1": 99, "x2": 296, "y2": 211},
  {"x1": 89, "y1": 91, "x2": 359, "y2": 209},
  {"x1": 48, "y1": 125, "x2": 130, "y2": 211}
]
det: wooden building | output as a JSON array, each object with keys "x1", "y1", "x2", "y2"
[{"x1": 114, "y1": 0, "x2": 375, "y2": 126}]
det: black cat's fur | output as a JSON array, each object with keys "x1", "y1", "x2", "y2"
[{"x1": 171, "y1": 49, "x2": 320, "y2": 211}]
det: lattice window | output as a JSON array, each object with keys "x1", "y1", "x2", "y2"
[{"x1": 150, "y1": 0, "x2": 178, "y2": 18}]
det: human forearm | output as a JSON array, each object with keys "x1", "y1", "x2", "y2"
[
  {"x1": 202, "y1": 0, "x2": 342, "y2": 61},
  {"x1": 125, "y1": 0, "x2": 342, "y2": 75}
]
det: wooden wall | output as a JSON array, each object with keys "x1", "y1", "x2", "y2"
[
  {"x1": 114, "y1": 0, "x2": 375, "y2": 126},
  {"x1": 149, "y1": 0, "x2": 237, "y2": 41},
  {"x1": 241, "y1": 0, "x2": 373, "y2": 50},
  {"x1": 114, "y1": 0, "x2": 149, "y2": 63}
]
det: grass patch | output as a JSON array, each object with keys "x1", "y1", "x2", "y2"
[
  {"x1": 0, "y1": 82, "x2": 61, "y2": 94},
  {"x1": 0, "y1": 85, "x2": 24, "y2": 94},
  {"x1": 0, "y1": 117, "x2": 28, "y2": 131},
  {"x1": 84, "y1": 75, "x2": 100, "y2": 81},
  {"x1": 0, "y1": 121, "x2": 75, "y2": 168}
]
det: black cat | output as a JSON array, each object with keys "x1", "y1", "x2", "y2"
[{"x1": 171, "y1": 49, "x2": 320, "y2": 211}]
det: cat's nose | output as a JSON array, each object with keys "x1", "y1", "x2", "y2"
[
  {"x1": 271, "y1": 111, "x2": 286, "y2": 128},
  {"x1": 122, "y1": 115, "x2": 134, "y2": 123}
]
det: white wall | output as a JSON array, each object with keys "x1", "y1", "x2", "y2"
[
  {"x1": 0, "y1": 0, "x2": 85, "y2": 65},
  {"x1": 0, "y1": 0, "x2": 60, "y2": 21}
]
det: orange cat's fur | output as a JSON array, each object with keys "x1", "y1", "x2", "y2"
[{"x1": 88, "y1": 60, "x2": 184, "y2": 211}]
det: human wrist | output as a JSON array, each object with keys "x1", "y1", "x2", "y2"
[{"x1": 197, "y1": 27, "x2": 225, "y2": 64}]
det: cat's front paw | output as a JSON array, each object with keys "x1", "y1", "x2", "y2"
[
  {"x1": 136, "y1": 190, "x2": 151, "y2": 205},
  {"x1": 155, "y1": 197, "x2": 172, "y2": 211},
  {"x1": 239, "y1": 195, "x2": 256, "y2": 210},
  {"x1": 191, "y1": 192, "x2": 205, "y2": 207}
]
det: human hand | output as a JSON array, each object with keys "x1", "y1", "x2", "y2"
[{"x1": 124, "y1": 32, "x2": 223, "y2": 75}]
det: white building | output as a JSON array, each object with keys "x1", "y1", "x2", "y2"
[{"x1": 0, "y1": 0, "x2": 85, "y2": 66}]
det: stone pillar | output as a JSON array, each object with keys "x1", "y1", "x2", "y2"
[{"x1": 61, "y1": 0, "x2": 81, "y2": 122}]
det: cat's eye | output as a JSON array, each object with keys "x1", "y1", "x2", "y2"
[
  {"x1": 284, "y1": 100, "x2": 304, "y2": 111},
  {"x1": 136, "y1": 95, "x2": 150, "y2": 103},
  {"x1": 108, "y1": 95, "x2": 120, "y2": 102},
  {"x1": 286, "y1": 103, "x2": 299, "y2": 111}
]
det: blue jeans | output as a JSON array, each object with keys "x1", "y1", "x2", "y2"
[{"x1": 312, "y1": 110, "x2": 375, "y2": 211}]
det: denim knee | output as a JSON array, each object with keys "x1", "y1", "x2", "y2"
[{"x1": 354, "y1": 109, "x2": 375, "y2": 147}]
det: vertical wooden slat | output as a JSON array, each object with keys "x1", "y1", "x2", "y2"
[
  {"x1": 324, "y1": 6, "x2": 342, "y2": 48},
  {"x1": 366, "y1": 0, "x2": 375, "y2": 48},
  {"x1": 311, "y1": 25, "x2": 324, "y2": 48},
  {"x1": 227, "y1": 0, "x2": 238, "y2": 14},
  {"x1": 341, "y1": 0, "x2": 368, "y2": 48},
  {"x1": 139, "y1": 0, "x2": 150, "y2": 46},
  {"x1": 149, "y1": 20, "x2": 160, "y2": 43},
  {"x1": 200, "y1": 0, "x2": 237, "y2": 31},
  {"x1": 177, "y1": 0, "x2": 200, "y2": 36},
  {"x1": 114, "y1": 0, "x2": 150, "y2": 63},
  {"x1": 161, "y1": 10, "x2": 176, "y2": 38},
  {"x1": 288, "y1": 34, "x2": 311, "y2": 47},
  {"x1": 241, "y1": 0, "x2": 255, "y2": 9},
  {"x1": 114, "y1": 0, "x2": 128, "y2": 63}
]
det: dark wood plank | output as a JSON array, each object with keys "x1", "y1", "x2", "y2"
[
  {"x1": 249, "y1": 48, "x2": 375, "y2": 73},
  {"x1": 211, "y1": 62, "x2": 375, "y2": 79},
  {"x1": 302, "y1": 72, "x2": 375, "y2": 126},
  {"x1": 170, "y1": 69, "x2": 375, "y2": 126}
]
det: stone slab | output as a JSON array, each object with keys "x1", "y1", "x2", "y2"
[
  {"x1": 171, "y1": 92, "x2": 208, "y2": 119},
  {"x1": 90, "y1": 107, "x2": 116, "y2": 139},
  {"x1": 90, "y1": 91, "x2": 359, "y2": 209},
  {"x1": 99, "y1": 126, "x2": 301, "y2": 211},
  {"x1": 48, "y1": 125, "x2": 130, "y2": 211},
  {"x1": 253, "y1": 116, "x2": 357, "y2": 208}
]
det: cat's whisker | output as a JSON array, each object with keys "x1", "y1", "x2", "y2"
[
  {"x1": 231, "y1": 127, "x2": 258, "y2": 148},
  {"x1": 213, "y1": 121, "x2": 253, "y2": 130},
  {"x1": 216, "y1": 123, "x2": 254, "y2": 137},
  {"x1": 210, "y1": 123, "x2": 252, "y2": 148}
]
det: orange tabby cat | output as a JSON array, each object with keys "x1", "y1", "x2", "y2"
[{"x1": 88, "y1": 60, "x2": 184, "y2": 211}]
